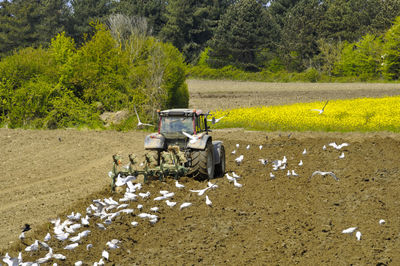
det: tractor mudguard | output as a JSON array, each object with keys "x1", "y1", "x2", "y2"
[
  {"x1": 212, "y1": 141, "x2": 223, "y2": 165},
  {"x1": 187, "y1": 134, "x2": 211, "y2": 150},
  {"x1": 144, "y1": 133, "x2": 165, "y2": 149}
]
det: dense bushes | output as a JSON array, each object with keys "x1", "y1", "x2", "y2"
[{"x1": 0, "y1": 22, "x2": 188, "y2": 129}]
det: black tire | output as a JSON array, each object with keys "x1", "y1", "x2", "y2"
[
  {"x1": 215, "y1": 145, "x2": 226, "y2": 177},
  {"x1": 189, "y1": 142, "x2": 214, "y2": 180}
]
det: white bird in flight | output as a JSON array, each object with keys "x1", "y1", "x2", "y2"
[
  {"x1": 329, "y1": 142, "x2": 349, "y2": 150},
  {"x1": 182, "y1": 131, "x2": 203, "y2": 144},
  {"x1": 134, "y1": 104, "x2": 153, "y2": 127},
  {"x1": 311, "y1": 100, "x2": 329, "y2": 115},
  {"x1": 115, "y1": 175, "x2": 137, "y2": 187},
  {"x1": 235, "y1": 155, "x2": 244, "y2": 165},
  {"x1": 208, "y1": 116, "x2": 225, "y2": 124},
  {"x1": 310, "y1": 171, "x2": 339, "y2": 181}
]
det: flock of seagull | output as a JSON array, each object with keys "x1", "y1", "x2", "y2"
[{"x1": 2, "y1": 137, "x2": 388, "y2": 265}]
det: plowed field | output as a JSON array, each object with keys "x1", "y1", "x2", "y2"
[{"x1": 1, "y1": 81, "x2": 400, "y2": 265}]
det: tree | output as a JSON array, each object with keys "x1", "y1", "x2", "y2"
[
  {"x1": 112, "y1": 0, "x2": 167, "y2": 36},
  {"x1": 207, "y1": 0, "x2": 274, "y2": 71},
  {"x1": 382, "y1": 16, "x2": 400, "y2": 80},
  {"x1": 69, "y1": 0, "x2": 114, "y2": 44},
  {"x1": 160, "y1": 0, "x2": 230, "y2": 63}
]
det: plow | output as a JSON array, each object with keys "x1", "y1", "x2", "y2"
[{"x1": 107, "y1": 108, "x2": 226, "y2": 191}]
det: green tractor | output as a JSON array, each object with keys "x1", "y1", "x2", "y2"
[{"x1": 109, "y1": 109, "x2": 225, "y2": 190}]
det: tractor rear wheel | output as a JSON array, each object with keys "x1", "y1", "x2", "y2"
[{"x1": 190, "y1": 142, "x2": 214, "y2": 180}]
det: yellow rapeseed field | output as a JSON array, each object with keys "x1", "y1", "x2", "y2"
[{"x1": 210, "y1": 96, "x2": 400, "y2": 132}]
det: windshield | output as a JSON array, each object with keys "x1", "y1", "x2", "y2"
[{"x1": 160, "y1": 116, "x2": 194, "y2": 135}]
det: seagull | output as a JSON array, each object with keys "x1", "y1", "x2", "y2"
[
  {"x1": 75, "y1": 261, "x2": 83, "y2": 266},
  {"x1": 259, "y1": 145, "x2": 263, "y2": 150},
  {"x1": 226, "y1": 173, "x2": 235, "y2": 182},
  {"x1": 137, "y1": 204, "x2": 143, "y2": 210},
  {"x1": 269, "y1": 172, "x2": 275, "y2": 180},
  {"x1": 175, "y1": 180, "x2": 185, "y2": 188},
  {"x1": 205, "y1": 195, "x2": 212, "y2": 207},
  {"x1": 25, "y1": 240, "x2": 39, "y2": 252},
  {"x1": 233, "y1": 179, "x2": 242, "y2": 188},
  {"x1": 310, "y1": 171, "x2": 339, "y2": 181},
  {"x1": 356, "y1": 231, "x2": 362, "y2": 241},
  {"x1": 102, "y1": 249, "x2": 109, "y2": 261},
  {"x1": 291, "y1": 170, "x2": 298, "y2": 177},
  {"x1": 323, "y1": 145, "x2": 327, "y2": 150},
  {"x1": 235, "y1": 155, "x2": 244, "y2": 165},
  {"x1": 180, "y1": 202, "x2": 192, "y2": 210},
  {"x1": 97, "y1": 223, "x2": 106, "y2": 230},
  {"x1": 189, "y1": 185, "x2": 213, "y2": 196},
  {"x1": 302, "y1": 148, "x2": 307, "y2": 155},
  {"x1": 134, "y1": 104, "x2": 153, "y2": 127},
  {"x1": 19, "y1": 232, "x2": 25, "y2": 240},
  {"x1": 106, "y1": 240, "x2": 120, "y2": 249},
  {"x1": 329, "y1": 142, "x2": 349, "y2": 150},
  {"x1": 287, "y1": 170, "x2": 291, "y2": 177},
  {"x1": 81, "y1": 215, "x2": 90, "y2": 226},
  {"x1": 258, "y1": 159, "x2": 268, "y2": 165},
  {"x1": 67, "y1": 212, "x2": 81, "y2": 221},
  {"x1": 342, "y1": 227, "x2": 357, "y2": 234},
  {"x1": 379, "y1": 219, "x2": 386, "y2": 225},
  {"x1": 311, "y1": 100, "x2": 329, "y2": 115},
  {"x1": 64, "y1": 243, "x2": 79, "y2": 250},
  {"x1": 246, "y1": 145, "x2": 250, "y2": 150},
  {"x1": 115, "y1": 175, "x2": 137, "y2": 187},
  {"x1": 150, "y1": 207, "x2": 159, "y2": 212},
  {"x1": 139, "y1": 191, "x2": 151, "y2": 199},
  {"x1": 86, "y1": 244, "x2": 93, "y2": 250},
  {"x1": 208, "y1": 116, "x2": 225, "y2": 124},
  {"x1": 131, "y1": 221, "x2": 139, "y2": 227},
  {"x1": 236, "y1": 144, "x2": 239, "y2": 148},
  {"x1": 231, "y1": 172, "x2": 241, "y2": 179},
  {"x1": 182, "y1": 131, "x2": 204, "y2": 144},
  {"x1": 231, "y1": 150, "x2": 236, "y2": 154},
  {"x1": 44, "y1": 233, "x2": 51, "y2": 242},
  {"x1": 165, "y1": 200, "x2": 177, "y2": 207},
  {"x1": 339, "y1": 152, "x2": 345, "y2": 159},
  {"x1": 298, "y1": 160, "x2": 303, "y2": 166}
]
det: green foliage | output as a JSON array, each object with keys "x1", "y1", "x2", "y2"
[
  {"x1": 0, "y1": 21, "x2": 189, "y2": 129},
  {"x1": 382, "y1": 16, "x2": 400, "y2": 80}
]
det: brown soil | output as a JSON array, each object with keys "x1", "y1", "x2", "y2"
[{"x1": 1, "y1": 129, "x2": 400, "y2": 265}]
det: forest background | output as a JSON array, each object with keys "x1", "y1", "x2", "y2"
[{"x1": 1, "y1": 0, "x2": 400, "y2": 129}]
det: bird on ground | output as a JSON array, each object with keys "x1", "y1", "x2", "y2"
[
  {"x1": 311, "y1": 100, "x2": 329, "y2": 115},
  {"x1": 182, "y1": 131, "x2": 204, "y2": 144},
  {"x1": 258, "y1": 159, "x2": 268, "y2": 165},
  {"x1": 231, "y1": 150, "x2": 236, "y2": 154},
  {"x1": 139, "y1": 191, "x2": 151, "y2": 199},
  {"x1": 310, "y1": 171, "x2": 339, "y2": 181},
  {"x1": 150, "y1": 207, "x2": 159, "y2": 212},
  {"x1": 206, "y1": 195, "x2": 212, "y2": 207},
  {"x1": 2, "y1": 253, "x2": 20, "y2": 266},
  {"x1": 298, "y1": 160, "x2": 303, "y2": 166},
  {"x1": 232, "y1": 172, "x2": 241, "y2": 179},
  {"x1": 86, "y1": 244, "x2": 93, "y2": 250},
  {"x1": 175, "y1": 180, "x2": 185, "y2": 188},
  {"x1": 287, "y1": 170, "x2": 291, "y2": 177},
  {"x1": 97, "y1": 223, "x2": 106, "y2": 230},
  {"x1": 269, "y1": 172, "x2": 275, "y2": 180},
  {"x1": 25, "y1": 240, "x2": 39, "y2": 252},
  {"x1": 102, "y1": 250, "x2": 109, "y2": 261},
  {"x1": 292, "y1": 170, "x2": 299, "y2": 177},
  {"x1": 236, "y1": 144, "x2": 239, "y2": 148},
  {"x1": 379, "y1": 219, "x2": 386, "y2": 225},
  {"x1": 19, "y1": 232, "x2": 25, "y2": 240},
  {"x1": 55, "y1": 232, "x2": 70, "y2": 241},
  {"x1": 134, "y1": 104, "x2": 153, "y2": 127},
  {"x1": 81, "y1": 215, "x2": 90, "y2": 226},
  {"x1": 137, "y1": 204, "x2": 143, "y2": 210},
  {"x1": 165, "y1": 200, "x2": 177, "y2": 207},
  {"x1": 64, "y1": 243, "x2": 79, "y2": 250},
  {"x1": 302, "y1": 148, "x2": 307, "y2": 155},
  {"x1": 259, "y1": 145, "x2": 263, "y2": 150},
  {"x1": 339, "y1": 152, "x2": 345, "y2": 159},
  {"x1": 180, "y1": 202, "x2": 192, "y2": 210},
  {"x1": 323, "y1": 145, "x2": 327, "y2": 150},
  {"x1": 246, "y1": 145, "x2": 250, "y2": 150},
  {"x1": 44, "y1": 233, "x2": 51, "y2": 242},
  {"x1": 233, "y1": 178, "x2": 242, "y2": 188},
  {"x1": 342, "y1": 227, "x2": 357, "y2": 234},
  {"x1": 235, "y1": 155, "x2": 244, "y2": 165},
  {"x1": 329, "y1": 142, "x2": 349, "y2": 150},
  {"x1": 106, "y1": 240, "x2": 120, "y2": 250},
  {"x1": 75, "y1": 261, "x2": 83, "y2": 266},
  {"x1": 226, "y1": 173, "x2": 235, "y2": 182},
  {"x1": 356, "y1": 231, "x2": 362, "y2": 241},
  {"x1": 67, "y1": 212, "x2": 81, "y2": 221},
  {"x1": 131, "y1": 221, "x2": 138, "y2": 227}
]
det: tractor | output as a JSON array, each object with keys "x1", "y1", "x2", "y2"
[{"x1": 108, "y1": 109, "x2": 225, "y2": 190}]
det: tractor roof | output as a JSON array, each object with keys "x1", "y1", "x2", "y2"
[{"x1": 159, "y1": 109, "x2": 205, "y2": 116}]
